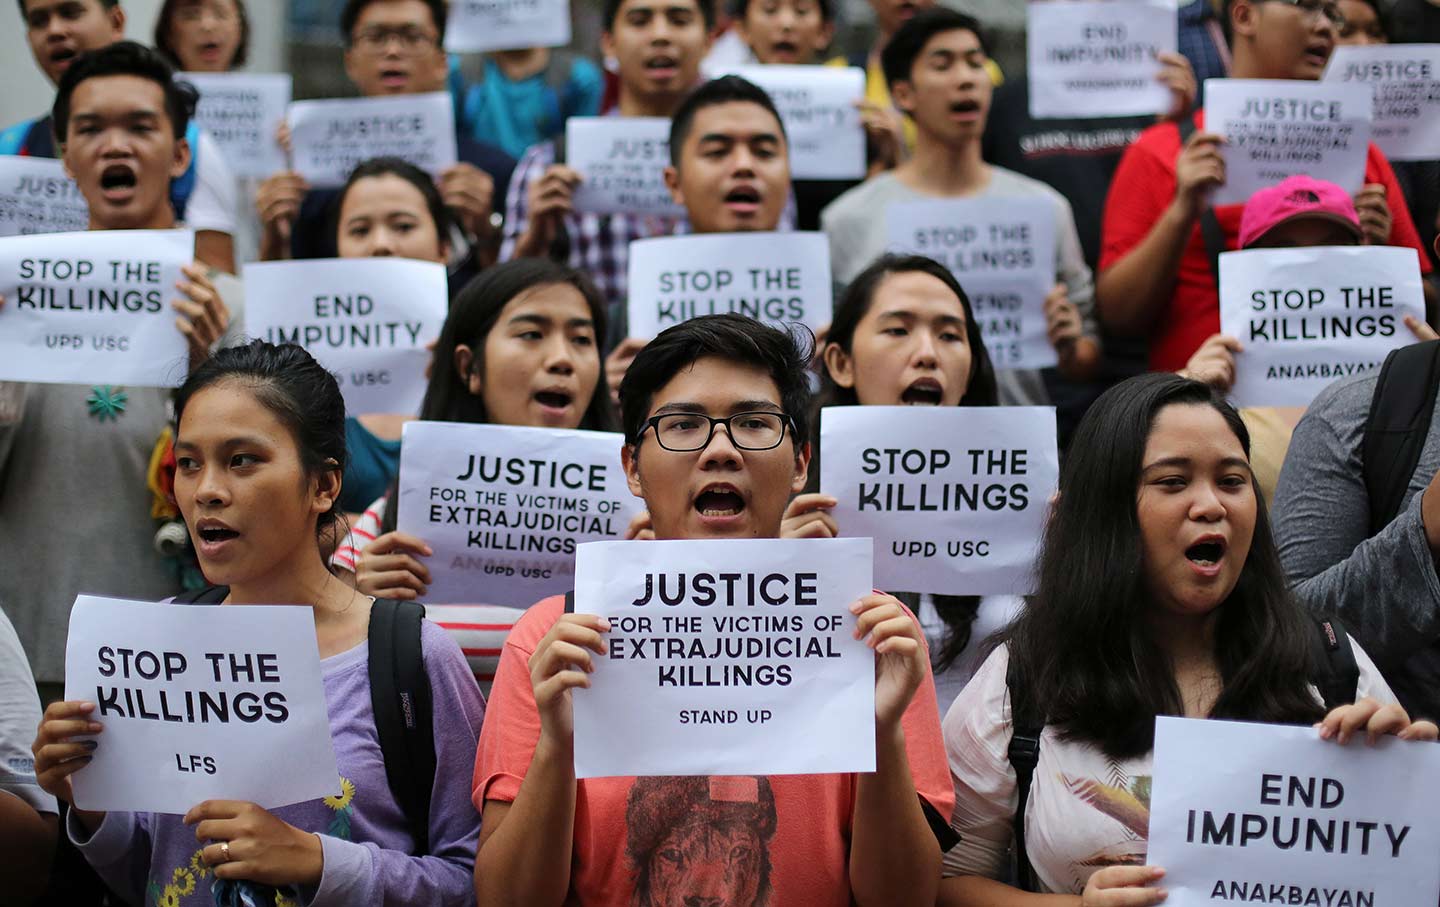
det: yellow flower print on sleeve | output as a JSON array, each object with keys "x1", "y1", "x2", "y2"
[
  {"x1": 170, "y1": 865, "x2": 197, "y2": 896},
  {"x1": 325, "y1": 775, "x2": 357, "y2": 840},
  {"x1": 155, "y1": 884, "x2": 181, "y2": 907},
  {"x1": 324, "y1": 776, "x2": 355, "y2": 811}
]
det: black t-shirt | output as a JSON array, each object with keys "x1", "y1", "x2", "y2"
[{"x1": 1388, "y1": 0, "x2": 1440, "y2": 43}]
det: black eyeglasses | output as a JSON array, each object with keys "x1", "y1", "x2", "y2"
[
  {"x1": 351, "y1": 25, "x2": 439, "y2": 55},
  {"x1": 1264, "y1": 0, "x2": 1346, "y2": 27},
  {"x1": 640, "y1": 411, "x2": 794, "y2": 452}
]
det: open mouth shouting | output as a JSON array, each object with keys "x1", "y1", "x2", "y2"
[
  {"x1": 768, "y1": 39, "x2": 800, "y2": 61},
  {"x1": 643, "y1": 54, "x2": 681, "y2": 82},
  {"x1": 194, "y1": 518, "x2": 241, "y2": 558},
  {"x1": 1301, "y1": 40, "x2": 1332, "y2": 70},
  {"x1": 900, "y1": 377, "x2": 944, "y2": 405},
  {"x1": 533, "y1": 387, "x2": 576, "y2": 422},
  {"x1": 1184, "y1": 534, "x2": 1227, "y2": 577},
  {"x1": 949, "y1": 98, "x2": 983, "y2": 123},
  {"x1": 99, "y1": 163, "x2": 139, "y2": 203},
  {"x1": 378, "y1": 66, "x2": 411, "y2": 90},
  {"x1": 196, "y1": 40, "x2": 224, "y2": 63},
  {"x1": 694, "y1": 482, "x2": 747, "y2": 524},
  {"x1": 723, "y1": 184, "x2": 763, "y2": 218}
]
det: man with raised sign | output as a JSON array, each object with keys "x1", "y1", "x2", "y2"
[
  {"x1": 822, "y1": 8, "x2": 1102, "y2": 407},
  {"x1": 1098, "y1": 0, "x2": 1434, "y2": 373},
  {"x1": 472, "y1": 313, "x2": 953, "y2": 907}
]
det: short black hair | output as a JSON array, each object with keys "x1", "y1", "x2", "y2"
[
  {"x1": 53, "y1": 41, "x2": 197, "y2": 144},
  {"x1": 155, "y1": 0, "x2": 250, "y2": 68},
  {"x1": 668, "y1": 75, "x2": 787, "y2": 167},
  {"x1": 330, "y1": 156, "x2": 456, "y2": 253},
  {"x1": 619, "y1": 313, "x2": 814, "y2": 448},
  {"x1": 731, "y1": 0, "x2": 832, "y2": 23},
  {"x1": 340, "y1": 0, "x2": 447, "y2": 45},
  {"x1": 881, "y1": 7, "x2": 987, "y2": 91},
  {"x1": 17, "y1": 0, "x2": 119, "y2": 13},
  {"x1": 603, "y1": 0, "x2": 716, "y2": 33}
]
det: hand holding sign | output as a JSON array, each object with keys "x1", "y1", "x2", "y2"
[
  {"x1": 514, "y1": 164, "x2": 582, "y2": 259},
  {"x1": 174, "y1": 262, "x2": 230, "y2": 368},
  {"x1": 530, "y1": 612, "x2": 612, "y2": 745},
  {"x1": 31, "y1": 700, "x2": 106, "y2": 832},
  {"x1": 1317, "y1": 697, "x2": 1438, "y2": 745},
  {"x1": 1174, "y1": 129, "x2": 1227, "y2": 216},
  {"x1": 1157, "y1": 51, "x2": 1197, "y2": 121},
  {"x1": 1081, "y1": 866, "x2": 1169, "y2": 907},
  {"x1": 255, "y1": 171, "x2": 309, "y2": 261},
  {"x1": 1353, "y1": 183, "x2": 1391, "y2": 246},
  {"x1": 437, "y1": 162, "x2": 496, "y2": 240},
  {"x1": 186, "y1": 800, "x2": 324, "y2": 886},
  {"x1": 354, "y1": 531, "x2": 434, "y2": 600},
  {"x1": 852, "y1": 593, "x2": 927, "y2": 730}
]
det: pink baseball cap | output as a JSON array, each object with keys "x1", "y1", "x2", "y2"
[{"x1": 1239, "y1": 176, "x2": 1362, "y2": 249}]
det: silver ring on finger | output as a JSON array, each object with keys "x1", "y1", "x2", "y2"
[{"x1": 219, "y1": 841, "x2": 232, "y2": 863}]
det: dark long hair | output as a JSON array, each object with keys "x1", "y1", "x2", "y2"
[
  {"x1": 330, "y1": 156, "x2": 455, "y2": 257},
  {"x1": 811, "y1": 254, "x2": 998, "y2": 673},
  {"x1": 155, "y1": 0, "x2": 251, "y2": 69},
  {"x1": 380, "y1": 259, "x2": 618, "y2": 533},
  {"x1": 1002, "y1": 373, "x2": 1326, "y2": 759}
]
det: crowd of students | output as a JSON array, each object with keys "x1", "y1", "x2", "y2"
[{"x1": 5, "y1": 0, "x2": 1440, "y2": 904}]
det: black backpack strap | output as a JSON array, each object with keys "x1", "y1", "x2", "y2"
[
  {"x1": 173, "y1": 585, "x2": 230, "y2": 604},
  {"x1": 1005, "y1": 655, "x2": 1044, "y2": 893},
  {"x1": 1310, "y1": 617, "x2": 1361, "y2": 712},
  {"x1": 1176, "y1": 115, "x2": 1226, "y2": 287},
  {"x1": 1362, "y1": 340, "x2": 1440, "y2": 535},
  {"x1": 368, "y1": 599, "x2": 435, "y2": 855}
]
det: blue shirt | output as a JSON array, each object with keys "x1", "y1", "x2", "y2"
[{"x1": 458, "y1": 55, "x2": 602, "y2": 160}]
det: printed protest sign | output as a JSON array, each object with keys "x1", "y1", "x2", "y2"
[
  {"x1": 0, "y1": 156, "x2": 88, "y2": 237},
  {"x1": 1148, "y1": 716, "x2": 1440, "y2": 907},
  {"x1": 243, "y1": 258, "x2": 447, "y2": 414},
  {"x1": 1205, "y1": 79, "x2": 1373, "y2": 206},
  {"x1": 63, "y1": 596, "x2": 339, "y2": 815},
  {"x1": 567, "y1": 117, "x2": 684, "y2": 217},
  {"x1": 396, "y1": 421, "x2": 642, "y2": 605},
  {"x1": 572, "y1": 537, "x2": 875, "y2": 778},
  {"x1": 0, "y1": 229, "x2": 191, "y2": 386},
  {"x1": 886, "y1": 196, "x2": 1060, "y2": 369},
  {"x1": 821, "y1": 406, "x2": 1057, "y2": 595},
  {"x1": 1027, "y1": 0, "x2": 1178, "y2": 119},
  {"x1": 183, "y1": 72, "x2": 291, "y2": 178},
  {"x1": 287, "y1": 92, "x2": 457, "y2": 187},
  {"x1": 627, "y1": 232, "x2": 832, "y2": 338},
  {"x1": 1324, "y1": 45, "x2": 1440, "y2": 163},
  {"x1": 444, "y1": 0, "x2": 571, "y2": 52},
  {"x1": 1218, "y1": 246, "x2": 1423, "y2": 408},
  {"x1": 718, "y1": 65, "x2": 866, "y2": 180}
]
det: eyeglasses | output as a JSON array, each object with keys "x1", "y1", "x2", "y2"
[
  {"x1": 640, "y1": 411, "x2": 793, "y2": 452},
  {"x1": 1264, "y1": 0, "x2": 1346, "y2": 28},
  {"x1": 351, "y1": 25, "x2": 438, "y2": 54}
]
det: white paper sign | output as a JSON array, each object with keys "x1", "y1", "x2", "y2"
[
  {"x1": 182, "y1": 72, "x2": 292, "y2": 179},
  {"x1": 886, "y1": 196, "x2": 1060, "y2": 369},
  {"x1": 396, "y1": 421, "x2": 642, "y2": 605},
  {"x1": 626, "y1": 232, "x2": 832, "y2": 338},
  {"x1": 1027, "y1": 0, "x2": 1177, "y2": 119},
  {"x1": 719, "y1": 65, "x2": 866, "y2": 180},
  {"x1": 1323, "y1": 45, "x2": 1440, "y2": 163},
  {"x1": 287, "y1": 92, "x2": 457, "y2": 188},
  {"x1": 1205, "y1": 79, "x2": 1373, "y2": 207},
  {"x1": 567, "y1": 117, "x2": 684, "y2": 217},
  {"x1": 1218, "y1": 246, "x2": 1423, "y2": 408},
  {"x1": 0, "y1": 156, "x2": 88, "y2": 237},
  {"x1": 572, "y1": 537, "x2": 875, "y2": 778},
  {"x1": 242, "y1": 258, "x2": 447, "y2": 414},
  {"x1": 444, "y1": 0, "x2": 571, "y2": 52},
  {"x1": 63, "y1": 596, "x2": 339, "y2": 815},
  {"x1": 0, "y1": 229, "x2": 191, "y2": 386},
  {"x1": 1148, "y1": 716, "x2": 1440, "y2": 907},
  {"x1": 821, "y1": 406, "x2": 1057, "y2": 595}
]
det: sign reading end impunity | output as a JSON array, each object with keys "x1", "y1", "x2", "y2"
[
  {"x1": 1027, "y1": 0, "x2": 1178, "y2": 119},
  {"x1": 572, "y1": 537, "x2": 875, "y2": 779},
  {"x1": 63, "y1": 596, "x2": 339, "y2": 815}
]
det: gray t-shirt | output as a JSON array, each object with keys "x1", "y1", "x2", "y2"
[
  {"x1": 0, "y1": 607, "x2": 56, "y2": 814},
  {"x1": 1272, "y1": 370, "x2": 1440, "y2": 717},
  {"x1": 820, "y1": 167, "x2": 1098, "y2": 406}
]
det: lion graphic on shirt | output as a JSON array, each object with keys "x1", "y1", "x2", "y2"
[{"x1": 625, "y1": 776, "x2": 778, "y2": 907}]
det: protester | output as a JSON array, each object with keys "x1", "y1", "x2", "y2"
[
  {"x1": 499, "y1": 0, "x2": 714, "y2": 319},
  {"x1": 472, "y1": 313, "x2": 954, "y2": 906},
  {"x1": 333, "y1": 258, "x2": 617, "y2": 687},
  {"x1": 1097, "y1": 0, "x2": 1432, "y2": 373},
  {"x1": 823, "y1": 8, "x2": 1101, "y2": 406},
  {"x1": 454, "y1": 47, "x2": 604, "y2": 160},
  {"x1": 0, "y1": 40, "x2": 237, "y2": 700},
  {"x1": 5, "y1": 0, "x2": 240, "y2": 273},
  {"x1": 735, "y1": 0, "x2": 835, "y2": 65},
  {"x1": 939, "y1": 372, "x2": 1436, "y2": 902},
  {"x1": 255, "y1": 0, "x2": 514, "y2": 283},
  {"x1": 154, "y1": 0, "x2": 248, "y2": 72},
  {"x1": 0, "y1": 609, "x2": 56, "y2": 906}
]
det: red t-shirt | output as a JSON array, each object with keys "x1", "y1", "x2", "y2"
[
  {"x1": 472, "y1": 594, "x2": 956, "y2": 907},
  {"x1": 1099, "y1": 109, "x2": 1431, "y2": 372}
]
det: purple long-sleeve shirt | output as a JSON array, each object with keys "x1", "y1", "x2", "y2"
[{"x1": 69, "y1": 619, "x2": 485, "y2": 907}]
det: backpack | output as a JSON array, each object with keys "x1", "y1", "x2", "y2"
[
  {"x1": 1361, "y1": 340, "x2": 1440, "y2": 535},
  {"x1": 173, "y1": 587, "x2": 437, "y2": 854},
  {"x1": 1004, "y1": 616, "x2": 1360, "y2": 892}
]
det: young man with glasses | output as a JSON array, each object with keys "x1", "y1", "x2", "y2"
[
  {"x1": 1096, "y1": 0, "x2": 1434, "y2": 373},
  {"x1": 254, "y1": 0, "x2": 515, "y2": 268},
  {"x1": 471, "y1": 313, "x2": 954, "y2": 907}
]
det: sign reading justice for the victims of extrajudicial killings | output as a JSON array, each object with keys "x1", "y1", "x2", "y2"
[
  {"x1": 183, "y1": 72, "x2": 292, "y2": 179},
  {"x1": 1147, "y1": 717, "x2": 1440, "y2": 907},
  {"x1": 1218, "y1": 246, "x2": 1424, "y2": 408},
  {"x1": 63, "y1": 596, "x2": 339, "y2": 815},
  {"x1": 396, "y1": 421, "x2": 643, "y2": 606},
  {"x1": 443, "y1": 0, "x2": 571, "y2": 53},
  {"x1": 243, "y1": 258, "x2": 447, "y2": 414},
  {"x1": 821, "y1": 406, "x2": 1058, "y2": 596},
  {"x1": 886, "y1": 196, "x2": 1060, "y2": 370},
  {"x1": 719, "y1": 65, "x2": 866, "y2": 180},
  {"x1": 626, "y1": 232, "x2": 832, "y2": 339},
  {"x1": 1204, "y1": 79, "x2": 1373, "y2": 207},
  {"x1": 1323, "y1": 45, "x2": 1440, "y2": 163},
  {"x1": 1026, "y1": 0, "x2": 1178, "y2": 120},
  {"x1": 572, "y1": 538, "x2": 875, "y2": 779},
  {"x1": 567, "y1": 117, "x2": 684, "y2": 217},
  {"x1": 287, "y1": 92, "x2": 457, "y2": 188},
  {"x1": 0, "y1": 155, "x2": 88, "y2": 237},
  {"x1": 0, "y1": 229, "x2": 191, "y2": 386}
]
